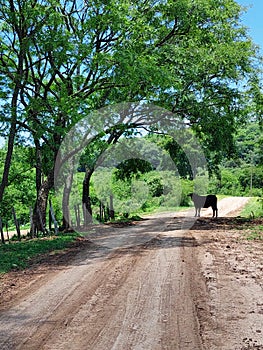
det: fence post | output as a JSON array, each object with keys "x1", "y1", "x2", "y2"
[
  {"x1": 109, "y1": 195, "x2": 115, "y2": 220},
  {"x1": 0, "y1": 217, "x2": 5, "y2": 244},
  {"x1": 6, "y1": 222, "x2": 10, "y2": 243},
  {"x1": 99, "y1": 201, "x2": 103, "y2": 222},
  {"x1": 29, "y1": 207, "x2": 35, "y2": 238},
  {"x1": 49, "y1": 200, "x2": 59, "y2": 235},
  {"x1": 37, "y1": 206, "x2": 46, "y2": 235},
  {"x1": 74, "y1": 204, "x2": 81, "y2": 229},
  {"x1": 12, "y1": 207, "x2": 21, "y2": 241}
]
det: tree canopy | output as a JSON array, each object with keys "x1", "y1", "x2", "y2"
[{"x1": 0, "y1": 0, "x2": 262, "y2": 230}]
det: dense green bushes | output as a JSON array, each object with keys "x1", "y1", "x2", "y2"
[
  {"x1": 208, "y1": 166, "x2": 263, "y2": 197},
  {"x1": 92, "y1": 169, "x2": 200, "y2": 216}
]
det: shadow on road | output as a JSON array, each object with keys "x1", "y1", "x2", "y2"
[{"x1": 26, "y1": 215, "x2": 259, "y2": 271}]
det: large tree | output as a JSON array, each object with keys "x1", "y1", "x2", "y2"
[{"x1": 0, "y1": 0, "x2": 261, "y2": 230}]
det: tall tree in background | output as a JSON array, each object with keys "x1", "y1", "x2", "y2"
[{"x1": 0, "y1": 0, "x2": 262, "y2": 230}]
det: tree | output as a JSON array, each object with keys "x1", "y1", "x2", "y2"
[
  {"x1": 0, "y1": 0, "x2": 29, "y2": 205},
  {"x1": 0, "y1": 0, "x2": 261, "y2": 231},
  {"x1": 76, "y1": 121, "x2": 142, "y2": 227},
  {"x1": 114, "y1": 159, "x2": 153, "y2": 181}
]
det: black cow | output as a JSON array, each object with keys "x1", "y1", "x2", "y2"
[{"x1": 188, "y1": 193, "x2": 218, "y2": 218}]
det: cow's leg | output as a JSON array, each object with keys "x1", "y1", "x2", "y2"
[{"x1": 212, "y1": 207, "x2": 218, "y2": 218}]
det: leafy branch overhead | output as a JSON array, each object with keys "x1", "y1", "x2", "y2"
[{"x1": 0, "y1": 0, "x2": 262, "y2": 230}]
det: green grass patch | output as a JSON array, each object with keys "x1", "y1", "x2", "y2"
[
  {"x1": 240, "y1": 197, "x2": 263, "y2": 218},
  {"x1": 0, "y1": 233, "x2": 81, "y2": 274},
  {"x1": 138, "y1": 203, "x2": 190, "y2": 215}
]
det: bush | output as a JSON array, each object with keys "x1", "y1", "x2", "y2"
[{"x1": 208, "y1": 166, "x2": 263, "y2": 197}]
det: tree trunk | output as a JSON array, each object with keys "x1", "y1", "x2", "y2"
[
  {"x1": 0, "y1": 93, "x2": 19, "y2": 203},
  {"x1": 61, "y1": 164, "x2": 74, "y2": 231},
  {"x1": 34, "y1": 138, "x2": 42, "y2": 195},
  {"x1": 0, "y1": 217, "x2": 5, "y2": 244},
  {"x1": 0, "y1": 120, "x2": 16, "y2": 202},
  {"x1": 62, "y1": 186, "x2": 71, "y2": 231},
  {"x1": 0, "y1": 15, "x2": 25, "y2": 203},
  {"x1": 32, "y1": 115, "x2": 63, "y2": 234},
  {"x1": 82, "y1": 168, "x2": 93, "y2": 226},
  {"x1": 32, "y1": 170, "x2": 54, "y2": 233}
]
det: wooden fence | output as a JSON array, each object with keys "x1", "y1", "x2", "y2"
[
  {"x1": 0, "y1": 202, "x2": 59, "y2": 244},
  {"x1": 0, "y1": 196, "x2": 115, "y2": 243}
]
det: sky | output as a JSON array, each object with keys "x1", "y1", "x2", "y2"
[{"x1": 237, "y1": 0, "x2": 263, "y2": 54}]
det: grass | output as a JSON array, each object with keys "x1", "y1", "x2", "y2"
[
  {"x1": 240, "y1": 197, "x2": 263, "y2": 218},
  {"x1": 0, "y1": 233, "x2": 81, "y2": 274},
  {"x1": 140, "y1": 205, "x2": 190, "y2": 215},
  {"x1": 239, "y1": 197, "x2": 263, "y2": 240}
]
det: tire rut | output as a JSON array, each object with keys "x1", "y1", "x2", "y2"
[{"x1": 0, "y1": 251, "x2": 139, "y2": 350}]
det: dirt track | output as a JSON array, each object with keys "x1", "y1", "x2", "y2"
[{"x1": 0, "y1": 197, "x2": 262, "y2": 350}]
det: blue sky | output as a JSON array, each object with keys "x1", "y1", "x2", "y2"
[{"x1": 237, "y1": 0, "x2": 263, "y2": 54}]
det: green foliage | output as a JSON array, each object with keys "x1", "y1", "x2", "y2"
[
  {"x1": 209, "y1": 166, "x2": 263, "y2": 197},
  {"x1": 141, "y1": 172, "x2": 164, "y2": 197},
  {"x1": 112, "y1": 177, "x2": 151, "y2": 215},
  {"x1": 238, "y1": 167, "x2": 263, "y2": 195},
  {"x1": 0, "y1": 146, "x2": 36, "y2": 225},
  {"x1": 114, "y1": 159, "x2": 153, "y2": 181},
  {"x1": 180, "y1": 179, "x2": 195, "y2": 206},
  {"x1": 150, "y1": 134, "x2": 193, "y2": 179},
  {"x1": 92, "y1": 167, "x2": 191, "y2": 216},
  {"x1": 207, "y1": 121, "x2": 263, "y2": 197},
  {"x1": 240, "y1": 197, "x2": 263, "y2": 219},
  {"x1": 234, "y1": 122, "x2": 263, "y2": 166},
  {"x1": 0, "y1": 233, "x2": 80, "y2": 273},
  {"x1": 79, "y1": 138, "x2": 110, "y2": 172},
  {"x1": 92, "y1": 169, "x2": 114, "y2": 204},
  {"x1": 209, "y1": 168, "x2": 242, "y2": 195}
]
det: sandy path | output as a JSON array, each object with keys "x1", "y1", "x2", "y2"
[
  {"x1": 190, "y1": 197, "x2": 263, "y2": 350},
  {"x1": 0, "y1": 196, "x2": 262, "y2": 350},
  {"x1": 0, "y1": 215, "x2": 202, "y2": 350}
]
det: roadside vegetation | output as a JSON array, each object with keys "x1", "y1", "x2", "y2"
[
  {"x1": 0, "y1": 233, "x2": 81, "y2": 274},
  {"x1": 240, "y1": 197, "x2": 263, "y2": 219}
]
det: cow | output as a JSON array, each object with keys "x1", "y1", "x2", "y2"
[{"x1": 188, "y1": 193, "x2": 218, "y2": 218}]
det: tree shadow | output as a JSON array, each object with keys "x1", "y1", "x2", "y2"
[
  {"x1": 22, "y1": 215, "x2": 257, "y2": 270},
  {"x1": 190, "y1": 216, "x2": 254, "y2": 231}
]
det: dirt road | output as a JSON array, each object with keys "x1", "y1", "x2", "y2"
[{"x1": 0, "y1": 197, "x2": 262, "y2": 350}]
